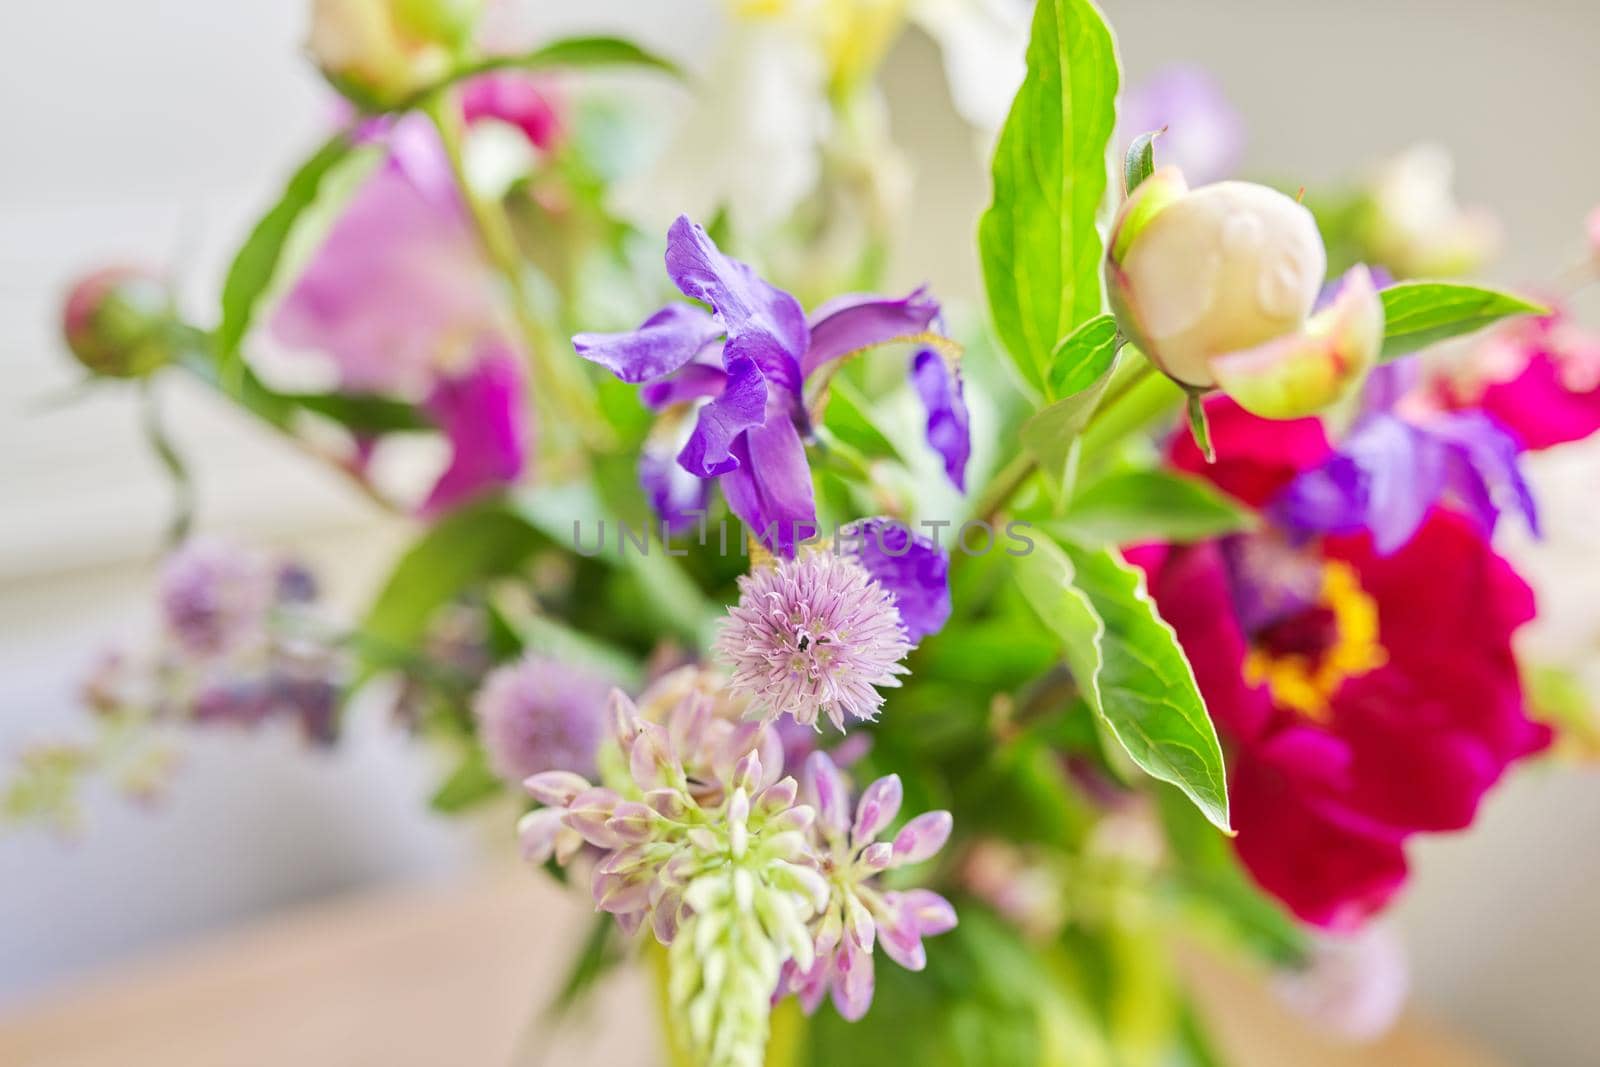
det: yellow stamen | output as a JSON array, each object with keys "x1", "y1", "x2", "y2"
[{"x1": 1242, "y1": 561, "x2": 1387, "y2": 720}]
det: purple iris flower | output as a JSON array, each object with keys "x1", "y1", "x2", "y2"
[
  {"x1": 573, "y1": 217, "x2": 968, "y2": 554},
  {"x1": 1271, "y1": 360, "x2": 1538, "y2": 554},
  {"x1": 842, "y1": 518, "x2": 953, "y2": 644}
]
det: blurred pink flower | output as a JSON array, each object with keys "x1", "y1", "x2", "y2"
[
  {"x1": 419, "y1": 337, "x2": 530, "y2": 515},
  {"x1": 269, "y1": 113, "x2": 503, "y2": 398},
  {"x1": 1274, "y1": 923, "x2": 1410, "y2": 1041}
]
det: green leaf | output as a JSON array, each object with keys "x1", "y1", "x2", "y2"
[
  {"x1": 1123, "y1": 129, "x2": 1159, "y2": 194},
  {"x1": 1155, "y1": 785, "x2": 1307, "y2": 966},
  {"x1": 216, "y1": 132, "x2": 354, "y2": 384},
  {"x1": 429, "y1": 747, "x2": 503, "y2": 813},
  {"x1": 802, "y1": 907, "x2": 1112, "y2": 1067},
  {"x1": 291, "y1": 392, "x2": 430, "y2": 433},
  {"x1": 1048, "y1": 313, "x2": 1121, "y2": 398},
  {"x1": 978, "y1": 0, "x2": 1119, "y2": 398},
  {"x1": 363, "y1": 500, "x2": 553, "y2": 652},
  {"x1": 1184, "y1": 390, "x2": 1214, "y2": 461},
  {"x1": 1021, "y1": 355, "x2": 1119, "y2": 495},
  {"x1": 429, "y1": 35, "x2": 684, "y2": 97},
  {"x1": 1379, "y1": 281, "x2": 1546, "y2": 360},
  {"x1": 1049, "y1": 470, "x2": 1255, "y2": 547},
  {"x1": 1015, "y1": 539, "x2": 1230, "y2": 832}
]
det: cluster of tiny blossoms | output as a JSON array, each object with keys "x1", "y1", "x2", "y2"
[
  {"x1": 714, "y1": 551, "x2": 912, "y2": 731},
  {"x1": 520, "y1": 660, "x2": 954, "y2": 1067}
]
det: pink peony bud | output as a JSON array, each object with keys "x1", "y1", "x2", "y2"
[{"x1": 61, "y1": 266, "x2": 175, "y2": 378}]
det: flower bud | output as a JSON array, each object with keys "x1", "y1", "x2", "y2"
[
  {"x1": 306, "y1": 0, "x2": 481, "y2": 108},
  {"x1": 1210, "y1": 265, "x2": 1385, "y2": 419},
  {"x1": 1106, "y1": 168, "x2": 1326, "y2": 389},
  {"x1": 61, "y1": 267, "x2": 175, "y2": 378}
]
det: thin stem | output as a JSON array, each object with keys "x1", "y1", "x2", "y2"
[
  {"x1": 138, "y1": 378, "x2": 194, "y2": 546},
  {"x1": 971, "y1": 450, "x2": 1039, "y2": 524},
  {"x1": 970, "y1": 355, "x2": 1172, "y2": 524},
  {"x1": 422, "y1": 93, "x2": 611, "y2": 455}
]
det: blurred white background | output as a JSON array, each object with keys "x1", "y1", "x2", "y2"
[{"x1": 2, "y1": 2, "x2": 1598, "y2": 1064}]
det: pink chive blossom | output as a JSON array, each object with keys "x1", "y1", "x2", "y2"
[
  {"x1": 777, "y1": 752, "x2": 956, "y2": 1021},
  {"x1": 472, "y1": 655, "x2": 615, "y2": 783},
  {"x1": 715, "y1": 552, "x2": 911, "y2": 731}
]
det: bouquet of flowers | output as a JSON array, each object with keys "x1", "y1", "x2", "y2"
[{"x1": 15, "y1": 0, "x2": 1600, "y2": 1063}]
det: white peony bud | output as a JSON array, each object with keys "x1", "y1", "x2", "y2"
[
  {"x1": 306, "y1": 0, "x2": 480, "y2": 108},
  {"x1": 1106, "y1": 167, "x2": 1326, "y2": 388}
]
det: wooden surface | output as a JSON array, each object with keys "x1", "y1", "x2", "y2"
[{"x1": 0, "y1": 867, "x2": 1504, "y2": 1067}]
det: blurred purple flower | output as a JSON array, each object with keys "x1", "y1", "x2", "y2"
[
  {"x1": 1271, "y1": 360, "x2": 1538, "y2": 554},
  {"x1": 472, "y1": 655, "x2": 615, "y2": 783},
  {"x1": 1119, "y1": 65, "x2": 1244, "y2": 186},
  {"x1": 909, "y1": 348, "x2": 970, "y2": 491},
  {"x1": 841, "y1": 518, "x2": 952, "y2": 643},
  {"x1": 574, "y1": 218, "x2": 966, "y2": 555},
  {"x1": 159, "y1": 539, "x2": 278, "y2": 657}
]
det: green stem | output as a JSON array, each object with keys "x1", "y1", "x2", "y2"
[
  {"x1": 971, "y1": 356, "x2": 1176, "y2": 523},
  {"x1": 138, "y1": 378, "x2": 194, "y2": 547},
  {"x1": 422, "y1": 93, "x2": 611, "y2": 455}
]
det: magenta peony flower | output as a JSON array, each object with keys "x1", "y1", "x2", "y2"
[
  {"x1": 715, "y1": 551, "x2": 912, "y2": 731},
  {"x1": 418, "y1": 337, "x2": 530, "y2": 515},
  {"x1": 472, "y1": 655, "x2": 615, "y2": 783},
  {"x1": 1438, "y1": 307, "x2": 1600, "y2": 451},
  {"x1": 1138, "y1": 399, "x2": 1549, "y2": 929}
]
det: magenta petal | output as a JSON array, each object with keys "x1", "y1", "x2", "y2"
[
  {"x1": 420, "y1": 341, "x2": 529, "y2": 517},
  {"x1": 801, "y1": 287, "x2": 941, "y2": 378},
  {"x1": 909, "y1": 348, "x2": 972, "y2": 492},
  {"x1": 573, "y1": 303, "x2": 724, "y2": 384},
  {"x1": 677, "y1": 356, "x2": 767, "y2": 478},
  {"x1": 460, "y1": 72, "x2": 562, "y2": 150},
  {"x1": 664, "y1": 216, "x2": 807, "y2": 396},
  {"x1": 270, "y1": 118, "x2": 494, "y2": 396}
]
